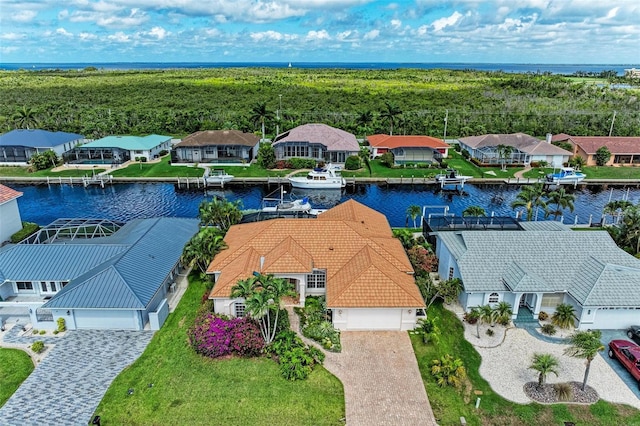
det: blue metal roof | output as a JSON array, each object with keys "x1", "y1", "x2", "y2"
[
  {"x1": 80, "y1": 134, "x2": 171, "y2": 150},
  {"x1": 0, "y1": 129, "x2": 84, "y2": 148}
]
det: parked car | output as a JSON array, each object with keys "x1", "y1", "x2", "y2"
[
  {"x1": 627, "y1": 325, "x2": 640, "y2": 344},
  {"x1": 608, "y1": 339, "x2": 640, "y2": 390}
]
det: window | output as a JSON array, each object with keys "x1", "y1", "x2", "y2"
[
  {"x1": 541, "y1": 293, "x2": 564, "y2": 308},
  {"x1": 235, "y1": 303, "x2": 246, "y2": 318},
  {"x1": 61, "y1": 281, "x2": 69, "y2": 288},
  {"x1": 16, "y1": 281, "x2": 33, "y2": 291},
  {"x1": 488, "y1": 293, "x2": 499, "y2": 304},
  {"x1": 448, "y1": 267, "x2": 454, "y2": 280},
  {"x1": 306, "y1": 270, "x2": 326, "y2": 289}
]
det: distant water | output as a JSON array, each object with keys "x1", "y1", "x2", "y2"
[{"x1": 0, "y1": 62, "x2": 636, "y2": 76}]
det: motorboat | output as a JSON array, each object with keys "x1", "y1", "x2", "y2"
[
  {"x1": 546, "y1": 167, "x2": 585, "y2": 185},
  {"x1": 205, "y1": 169, "x2": 234, "y2": 186},
  {"x1": 288, "y1": 164, "x2": 346, "y2": 189},
  {"x1": 434, "y1": 169, "x2": 473, "y2": 187},
  {"x1": 261, "y1": 186, "x2": 312, "y2": 215}
]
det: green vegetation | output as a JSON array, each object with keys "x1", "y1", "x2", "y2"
[
  {"x1": 10, "y1": 221, "x2": 39, "y2": 243},
  {"x1": 109, "y1": 156, "x2": 204, "y2": 178},
  {"x1": 412, "y1": 303, "x2": 640, "y2": 425},
  {"x1": 0, "y1": 348, "x2": 34, "y2": 407},
  {"x1": 0, "y1": 165, "x2": 106, "y2": 177},
  {"x1": 94, "y1": 275, "x2": 344, "y2": 425}
]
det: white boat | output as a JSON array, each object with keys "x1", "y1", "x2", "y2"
[
  {"x1": 434, "y1": 169, "x2": 473, "y2": 187},
  {"x1": 205, "y1": 169, "x2": 234, "y2": 186},
  {"x1": 288, "y1": 164, "x2": 346, "y2": 189},
  {"x1": 546, "y1": 167, "x2": 585, "y2": 184},
  {"x1": 261, "y1": 187, "x2": 312, "y2": 214}
]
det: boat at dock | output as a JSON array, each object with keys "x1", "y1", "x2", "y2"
[
  {"x1": 435, "y1": 169, "x2": 473, "y2": 188},
  {"x1": 261, "y1": 186, "x2": 312, "y2": 215},
  {"x1": 288, "y1": 164, "x2": 346, "y2": 189},
  {"x1": 204, "y1": 169, "x2": 234, "y2": 187},
  {"x1": 546, "y1": 167, "x2": 585, "y2": 185}
]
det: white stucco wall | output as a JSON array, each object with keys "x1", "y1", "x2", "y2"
[{"x1": 0, "y1": 199, "x2": 23, "y2": 243}]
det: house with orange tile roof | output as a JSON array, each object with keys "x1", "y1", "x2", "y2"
[
  {"x1": 551, "y1": 134, "x2": 640, "y2": 166},
  {"x1": 206, "y1": 200, "x2": 425, "y2": 330},
  {"x1": 273, "y1": 123, "x2": 360, "y2": 164},
  {"x1": 366, "y1": 134, "x2": 449, "y2": 165},
  {"x1": 0, "y1": 184, "x2": 23, "y2": 244}
]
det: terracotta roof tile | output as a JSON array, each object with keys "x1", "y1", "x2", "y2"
[
  {"x1": 0, "y1": 184, "x2": 22, "y2": 205},
  {"x1": 367, "y1": 134, "x2": 449, "y2": 149},
  {"x1": 553, "y1": 135, "x2": 640, "y2": 155}
]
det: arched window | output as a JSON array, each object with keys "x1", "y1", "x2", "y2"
[{"x1": 488, "y1": 292, "x2": 499, "y2": 304}]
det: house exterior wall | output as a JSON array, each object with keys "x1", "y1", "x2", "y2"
[
  {"x1": 391, "y1": 147, "x2": 436, "y2": 165},
  {"x1": 174, "y1": 145, "x2": 253, "y2": 164},
  {"x1": 0, "y1": 199, "x2": 22, "y2": 243},
  {"x1": 530, "y1": 154, "x2": 568, "y2": 168},
  {"x1": 72, "y1": 309, "x2": 140, "y2": 330}
]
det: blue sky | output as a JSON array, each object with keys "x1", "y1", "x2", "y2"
[{"x1": 1, "y1": 0, "x2": 639, "y2": 64}]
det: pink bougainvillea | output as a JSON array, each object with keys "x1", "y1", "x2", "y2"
[{"x1": 188, "y1": 313, "x2": 264, "y2": 358}]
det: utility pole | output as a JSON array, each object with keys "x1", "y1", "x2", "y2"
[
  {"x1": 608, "y1": 110, "x2": 617, "y2": 137},
  {"x1": 276, "y1": 94, "x2": 282, "y2": 136},
  {"x1": 443, "y1": 109, "x2": 449, "y2": 142}
]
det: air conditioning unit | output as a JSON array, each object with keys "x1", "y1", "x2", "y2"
[{"x1": 169, "y1": 283, "x2": 177, "y2": 293}]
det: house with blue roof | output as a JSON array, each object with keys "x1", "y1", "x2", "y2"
[
  {"x1": 66, "y1": 134, "x2": 172, "y2": 165},
  {"x1": 0, "y1": 129, "x2": 85, "y2": 165},
  {"x1": 434, "y1": 221, "x2": 640, "y2": 330},
  {"x1": 0, "y1": 217, "x2": 199, "y2": 330}
]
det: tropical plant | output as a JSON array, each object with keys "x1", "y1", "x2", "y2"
[
  {"x1": 358, "y1": 145, "x2": 372, "y2": 175},
  {"x1": 344, "y1": 155, "x2": 361, "y2": 170},
  {"x1": 407, "y1": 246, "x2": 438, "y2": 277},
  {"x1": 12, "y1": 106, "x2": 38, "y2": 129},
  {"x1": 355, "y1": 110, "x2": 374, "y2": 138},
  {"x1": 554, "y1": 382, "x2": 573, "y2": 401},
  {"x1": 180, "y1": 227, "x2": 228, "y2": 276},
  {"x1": 496, "y1": 144, "x2": 514, "y2": 171},
  {"x1": 406, "y1": 204, "x2": 422, "y2": 228},
  {"x1": 430, "y1": 354, "x2": 466, "y2": 388},
  {"x1": 551, "y1": 303, "x2": 576, "y2": 329},
  {"x1": 493, "y1": 301, "x2": 513, "y2": 326},
  {"x1": 392, "y1": 228, "x2": 416, "y2": 250},
  {"x1": 188, "y1": 313, "x2": 264, "y2": 358},
  {"x1": 250, "y1": 101, "x2": 274, "y2": 142},
  {"x1": 256, "y1": 142, "x2": 276, "y2": 169},
  {"x1": 379, "y1": 151, "x2": 394, "y2": 167},
  {"x1": 538, "y1": 311, "x2": 549, "y2": 321},
  {"x1": 198, "y1": 197, "x2": 243, "y2": 232},
  {"x1": 414, "y1": 317, "x2": 439, "y2": 344},
  {"x1": 541, "y1": 324, "x2": 557, "y2": 335},
  {"x1": 479, "y1": 304, "x2": 497, "y2": 328},
  {"x1": 564, "y1": 329, "x2": 605, "y2": 391},
  {"x1": 618, "y1": 205, "x2": 640, "y2": 255},
  {"x1": 462, "y1": 205, "x2": 486, "y2": 217},
  {"x1": 603, "y1": 200, "x2": 633, "y2": 225},
  {"x1": 529, "y1": 353, "x2": 560, "y2": 389},
  {"x1": 30, "y1": 150, "x2": 59, "y2": 171},
  {"x1": 594, "y1": 146, "x2": 611, "y2": 166},
  {"x1": 467, "y1": 307, "x2": 483, "y2": 338},
  {"x1": 545, "y1": 187, "x2": 575, "y2": 220},
  {"x1": 31, "y1": 341, "x2": 45, "y2": 354},
  {"x1": 511, "y1": 183, "x2": 548, "y2": 221},
  {"x1": 570, "y1": 155, "x2": 586, "y2": 170},
  {"x1": 380, "y1": 101, "x2": 402, "y2": 136},
  {"x1": 56, "y1": 317, "x2": 66, "y2": 333}
]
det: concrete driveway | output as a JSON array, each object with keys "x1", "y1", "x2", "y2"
[
  {"x1": 598, "y1": 329, "x2": 640, "y2": 399},
  {"x1": 323, "y1": 331, "x2": 437, "y2": 426},
  {"x1": 0, "y1": 329, "x2": 153, "y2": 426}
]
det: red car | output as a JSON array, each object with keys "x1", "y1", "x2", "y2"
[{"x1": 608, "y1": 339, "x2": 640, "y2": 390}]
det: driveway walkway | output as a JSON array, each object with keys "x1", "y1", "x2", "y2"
[{"x1": 0, "y1": 329, "x2": 154, "y2": 426}]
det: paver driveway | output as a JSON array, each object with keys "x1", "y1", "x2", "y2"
[
  {"x1": 0, "y1": 329, "x2": 153, "y2": 426},
  {"x1": 323, "y1": 331, "x2": 437, "y2": 426}
]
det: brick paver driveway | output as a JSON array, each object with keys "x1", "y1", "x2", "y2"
[
  {"x1": 323, "y1": 331, "x2": 436, "y2": 426},
  {"x1": 0, "y1": 329, "x2": 153, "y2": 426}
]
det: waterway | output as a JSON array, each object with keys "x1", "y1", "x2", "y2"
[{"x1": 12, "y1": 182, "x2": 640, "y2": 228}]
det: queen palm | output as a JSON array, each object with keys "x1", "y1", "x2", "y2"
[
  {"x1": 529, "y1": 353, "x2": 560, "y2": 389},
  {"x1": 406, "y1": 205, "x2": 422, "y2": 228},
  {"x1": 380, "y1": 101, "x2": 402, "y2": 136},
  {"x1": 496, "y1": 144, "x2": 513, "y2": 171},
  {"x1": 511, "y1": 183, "x2": 547, "y2": 221},
  {"x1": 551, "y1": 303, "x2": 576, "y2": 329},
  {"x1": 250, "y1": 102, "x2": 274, "y2": 142},
  {"x1": 12, "y1": 106, "x2": 38, "y2": 129},
  {"x1": 545, "y1": 187, "x2": 575, "y2": 220},
  {"x1": 462, "y1": 206, "x2": 486, "y2": 217},
  {"x1": 493, "y1": 301, "x2": 513, "y2": 325},
  {"x1": 180, "y1": 227, "x2": 227, "y2": 276},
  {"x1": 356, "y1": 110, "x2": 374, "y2": 139},
  {"x1": 564, "y1": 330, "x2": 604, "y2": 391}
]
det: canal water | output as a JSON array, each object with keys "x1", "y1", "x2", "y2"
[{"x1": 13, "y1": 182, "x2": 640, "y2": 228}]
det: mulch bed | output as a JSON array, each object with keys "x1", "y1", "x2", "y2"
[{"x1": 524, "y1": 381, "x2": 599, "y2": 404}]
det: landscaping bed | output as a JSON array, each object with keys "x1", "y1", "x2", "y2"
[{"x1": 524, "y1": 382, "x2": 599, "y2": 405}]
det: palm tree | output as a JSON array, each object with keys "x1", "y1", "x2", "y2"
[
  {"x1": 479, "y1": 304, "x2": 497, "y2": 328},
  {"x1": 529, "y1": 353, "x2": 560, "y2": 389},
  {"x1": 380, "y1": 101, "x2": 402, "y2": 136},
  {"x1": 493, "y1": 301, "x2": 513, "y2": 326},
  {"x1": 406, "y1": 205, "x2": 422, "y2": 228},
  {"x1": 551, "y1": 303, "x2": 576, "y2": 329},
  {"x1": 198, "y1": 197, "x2": 243, "y2": 232},
  {"x1": 564, "y1": 330, "x2": 605, "y2": 391},
  {"x1": 250, "y1": 102, "x2": 274, "y2": 142},
  {"x1": 603, "y1": 200, "x2": 633, "y2": 225},
  {"x1": 356, "y1": 110, "x2": 374, "y2": 139},
  {"x1": 180, "y1": 227, "x2": 227, "y2": 276},
  {"x1": 511, "y1": 183, "x2": 547, "y2": 221},
  {"x1": 496, "y1": 144, "x2": 514, "y2": 171},
  {"x1": 571, "y1": 156, "x2": 586, "y2": 170},
  {"x1": 12, "y1": 106, "x2": 38, "y2": 129},
  {"x1": 545, "y1": 187, "x2": 575, "y2": 220},
  {"x1": 462, "y1": 206, "x2": 486, "y2": 217},
  {"x1": 619, "y1": 205, "x2": 640, "y2": 255}
]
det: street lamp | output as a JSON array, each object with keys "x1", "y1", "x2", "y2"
[{"x1": 276, "y1": 94, "x2": 283, "y2": 136}]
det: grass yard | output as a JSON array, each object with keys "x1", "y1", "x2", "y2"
[
  {"x1": 109, "y1": 156, "x2": 205, "y2": 178},
  {"x1": 94, "y1": 275, "x2": 345, "y2": 426},
  {"x1": 0, "y1": 348, "x2": 34, "y2": 407},
  {"x1": 523, "y1": 165, "x2": 640, "y2": 180},
  {"x1": 413, "y1": 303, "x2": 640, "y2": 426},
  {"x1": 0, "y1": 165, "x2": 106, "y2": 177}
]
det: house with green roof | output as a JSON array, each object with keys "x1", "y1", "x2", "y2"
[
  {"x1": 65, "y1": 134, "x2": 172, "y2": 165},
  {"x1": 0, "y1": 217, "x2": 198, "y2": 330},
  {"x1": 435, "y1": 221, "x2": 640, "y2": 330}
]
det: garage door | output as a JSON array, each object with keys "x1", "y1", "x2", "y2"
[
  {"x1": 74, "y1": 310, "x2": 138, "y2": 330},
  {"x1": 592, "y1": 308, "x2": 640, "y2": 330},
  {"x1": 345, "y1": 308, "x2": 402, "y2": 330}
]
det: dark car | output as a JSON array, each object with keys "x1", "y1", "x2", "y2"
[
  {"x1": 608, "y1": 339, "x2": 640, "y2": 390},
  {"x1": 627, "y1": 325, "x2": 640, "y2": 344}
]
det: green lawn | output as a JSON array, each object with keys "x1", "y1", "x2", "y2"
[
  {"x1": 109, "y1": 156, "x2": 205, "y2": 178},
  {"x1": 0, "y1": 348, "x2": 34, "y2": 407},
  {"x1": 0, "y1": 166, "x2": 106, "y2": 177},
  {"x1": 523, "y1": 166, "x2": 640, "y2": 180},
  {"x1": 413, "y1": 303, "x2": 640, "y2": 426},
  {"x1": 94, "y1": 275, "x2": 345, "y2": 426}
]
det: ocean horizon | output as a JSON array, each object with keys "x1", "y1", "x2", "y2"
[{"x1": 0, "y1": 62, "x2": 637, "y2": 75}]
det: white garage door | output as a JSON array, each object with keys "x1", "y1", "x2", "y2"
[
  {"x1": 592, "y1": 308, "x2": 640, "y2": 330},
  {"x1": 345, "y1": 308, "x2": 402, "y2": 330},
  {"x1": 74, "y1": 310, "x2": 138, "y2": 330}
]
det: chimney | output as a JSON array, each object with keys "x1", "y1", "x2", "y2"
[{"x1": 546, "y1": 133, "x2": 552, "y2": 144}]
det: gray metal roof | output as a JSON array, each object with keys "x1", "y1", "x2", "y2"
[
  {"x1": 438, "y1": 228, "x2": 640, "y2": 306},
  {"x1": 518, "y1": 221, "x2": 571, "y2": 232},
  {"x1": 0, "y1": 129, "x2": 84, "y2": 148}
]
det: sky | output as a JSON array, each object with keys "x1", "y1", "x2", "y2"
[{"x1": 1, "y1": 0, "x2": 639, "y2": 64}]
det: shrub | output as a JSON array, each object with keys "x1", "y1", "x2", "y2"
[
  {"x1": 541, "y1": 324, "x2": 557, "y2": 335},
  {"x1": 439, "y1": 161, "x2": 449, "y2": 169},
  {"x1": 56, "y1": 317, "x2": 66, "y2": 333},
  {"x1": 30, "y1": 150, "x2": 59, "y2": 171},
  {"x1": 53, "y1": 330, "x2": 59, "y2": 335},
  {"x1": 159, "y1": 150, "x2": 169, "y2": 156},
  {"x1": 430, "y1": 354, "x2": 466, "y2": 388},
  {"x1": 554, "y1": 382, "x2": 573, "y2": 401},
  {"x1": 31, "y1": 341, "x2": 45, "y2": 353},
  {"x1": 188, "y1": 313, "x2": 264, "y2": 358},
  {"x1": 274, "y1": 160, "x2": 290, "y2": 169},
  {"x1": 461, "y1": 149, "x2": 470, "y2": 159},
  {"x1": 39, "y1": 330, "x2": 46, "y2": 335},
  {"x1": 298, "y1": 297, "x2": 341, "y2": 352},
  {"x1": 344, "y1": 155, "x2": 361, "y2": 170},
  {"x1": 32, "y1": 329, "x2": 38, "y2": 335},
  {"x1": 269, "y1": 330, "x2": 324, "y2": 380},
  {"x1": 485, "y1": 328, "x2": 495, "y2": 337},
  {"x1": 10, "y1": 222, "x2": 40, "y2": 243},
  {"x1": 288, "y1": 158, "x2": 316, "y2": 169},
  {"x1": 380, "y1": 152, "x2": 394, "y2": 167},
  {"x1": 538, "y1": 311, "x2": 549, "y2": 321}
]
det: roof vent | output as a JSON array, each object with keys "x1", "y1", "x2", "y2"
[{"x1": 328, "y1": 246, "x2": 334, "y2": 251}]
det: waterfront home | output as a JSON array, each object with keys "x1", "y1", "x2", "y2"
[
  {"x1": 459, "y1": 133, "x2": 571, "y2": 168},
  {"x1": 434, "y1": 221, "x2": 640, "y2": 330},
  {"x1": 0, "y1": 129, "x2": 84, "y2": 165},
  {"x1": 0, "y1": 217, "x2": 199, "y2": 330},
  {"x1": 0, "y1": 184, "x2": 23, "y2": 244},
  {"x1": 272, "y1": 123, "x2": 359, "y2": 164},
  {"x1": 207, "y1": 200, "x2": 425, "y2": 331},
  {"x1": 366, "y1": 134, "x2": 450, "y2": 165},
  {"x1": 552, "y1": 134, "x2": 640, "y2": 166},
  {"x1": 65, "y1": 134, "x2": 172, "y2": 165},
  {"x1": 171, "y1": 130, "x2": 260, "y2": 165}
]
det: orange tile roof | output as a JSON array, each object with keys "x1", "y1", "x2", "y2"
[
  {"x1": 0, "y1": 184, "x2": 22, "y2": 205},
  {"x1": 553, "y1": 135, "x2": 640, "y2": 155},
  {"x1": 207, "y1": 200, "x2": 424, "y2": 308},
  {"x1": 367, "y1": 134, "x2": 449, "y2": 149}
]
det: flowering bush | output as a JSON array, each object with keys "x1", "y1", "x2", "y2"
[{"x1": 188, "y1": 313, "x2": 264, "y2": 358}]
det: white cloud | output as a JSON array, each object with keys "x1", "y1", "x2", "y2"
[
  {"x1": 12, "y1": 10, "x2": 37, "y2": 23},
  {"x1": 391, "y1": 19, "x2": 402, "y2": 29},
  {"x1": 306, "y1": 30, "x2": 331, "y2": 41},
  {"x1": 148, "y1": 26, "x2": 168, "y2": 40},
  {"x1": 432, "y1": 11, "x2": 463, "y2": 32},
  {"x1": 107, "y1": 31, "x2": 130, "y2": 42},
  {"x1": 79, "y1": 32, "x2": 98, "y2": 41},
  {"x1": 363, "y1": 29, "x2": 380, "y2": 40},
  {"x1": 0, "y1": 33, "x2": 25, "y2": 40},
  {"x1": 56, "y1": 28, "x2": 73, "y2": 37}
]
